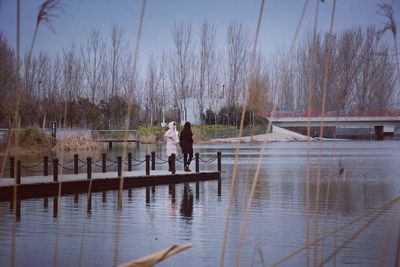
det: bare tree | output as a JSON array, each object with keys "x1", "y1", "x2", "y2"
[
  {"x1": 0, "y1": 33, "x2": 16, "y2": 127},
  {"x1": 247, "y1": 52, "x2": 270, "y2": 126},
  {"x1": 226, "y1": 21, "x2": 249, "y2": 109},
  {"x1": 81, "y1": 28, "x2": 106, "y2": 103},
  {"x1": 169, "y1": 21, "x2": 194, "y2": 123},
  {"x1": 331, "y1": 29, "x2": 362, "y2": 114},
  {"x1": 197, "y1": 21, "x2": 218, "y2": 122},
  {"x1": 109, "y1": 24, "x2": 125, "y2": 98},
  {"x1": 145, "y1": 54, "x2": 162, "y2": 125}
]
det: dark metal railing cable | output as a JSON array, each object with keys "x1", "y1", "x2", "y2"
[
  {"x1": 199, "y1": 155, "x2": 217, "y2": 163},
  {"x1": 60, "y1": 164, "x2": 75, "y2": 172},
  {"x1": 21, "y1": 160, "x2": 44, "y2": 168},
  {"x1": 63, "y1": 159, "x2": 74, "y2": 165},
  {"x1": 21, "y1": 164, "x2": 44, "y2": 173},
  {"x1": 175, "y1": 157, "x2": 184, "y2": 164},
  {"x1": 106, "y1": 156, "x2": 117, "y2": 163},
  {"x1": 77, "y1": 162, "x2": 87, "y2": 170},
  {"x1": 123, "y1": 159, "x2": 145, "y2": 166},
  {"x1": 128, "y1": 160, "x2": 146, "y2": 167},
  {"x1": 93, "y1": 162, "x2": 103, "y2": 169},
  {"x1": 127, "y1": 155, "x2": 145, "y2": 162},
  {"x1": 155, "y1": 155, "x2": 168, "y2": 162}
]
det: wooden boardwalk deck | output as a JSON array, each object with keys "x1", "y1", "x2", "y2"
[{"x1": 0, "y1": 170, "x2": 220, "y2": 201}]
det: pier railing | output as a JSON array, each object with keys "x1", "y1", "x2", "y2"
[{"x1": 4, "y1": 151, "x2": 222, "y2": 184}]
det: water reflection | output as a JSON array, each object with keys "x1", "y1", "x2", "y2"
[
  {"x1": 0, "y1": 141, "x2": 399, "y2": 267},
  {"x1": 180, "y1": 183, "x2": 193, "y2": 220},
  {"x1": 166, "y1": 184, "x2": 176, "y2": 218},
  {"x1": 53, "y1": 196, "x2": 58, "y2": 218}
]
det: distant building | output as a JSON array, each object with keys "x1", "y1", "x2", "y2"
[{"x1": 179, "y1": 97, "x2": 226, "y2": 125}]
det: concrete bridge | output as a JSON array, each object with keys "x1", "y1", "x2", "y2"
[{"x1": 267, "y1": 115, "x2": 400, "y2": 140}]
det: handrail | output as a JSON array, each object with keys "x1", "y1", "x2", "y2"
[{"x1": 7, "y1": 151, "x2": 222, "y2": 183}]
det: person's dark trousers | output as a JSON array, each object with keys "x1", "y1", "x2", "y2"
[
  {"x1": 184, "y1": 152, "x2": 193, "y2": 171},
  {"x1": 168, "y1": 156, "x2": 172, "y2": 172}
]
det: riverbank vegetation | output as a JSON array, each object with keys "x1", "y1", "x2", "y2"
[{"x1": 0, "y1": 126, "x2": 53, "y2": 153}]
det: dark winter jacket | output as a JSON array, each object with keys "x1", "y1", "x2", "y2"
[{"x1": 179, "y1": 122, "x2": 193, "y2": 154}]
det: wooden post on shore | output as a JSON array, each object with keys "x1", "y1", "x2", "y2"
[
  {"x1": 151, "y1": 151, "x2": 156, "y2": 170},
  {"x1": 87, "y1": 157, "x2": 92, "y2": 180},
  {"x1": 53, "y1": 158, "x2": 58, "y2": 182},
  {"x1": 145, "y1": 154, "x2": 150, "y2": 175},
  {"x1": 117, "y1": 156, "x2": 122, "y2": 177},
  {"x1": 102, "y1": 153, "x2": 106, "y2": 173},
  {"x1": 43, "y1": 156, "x2": 48, "y2": 176},
  {"x1": 16, "y1": 160, "x2": 21, "y2": 185},
  {"x1": 195, "y1": 153, "x2": 200, "y2": 173},
  {"x1": 10, "y1": 157, "x2": 15, "y2": 178},
  {"x1": 74, "y1": 154, "x2": 79, "y2": 174},
  {"x1": 217, "y1": 152, "x2": 222, "y2": 172},
  {"x1": 171, "y1": 153, "x2": 176, "y2": 174},
  {"x1": 128, "y1": 153, "x2": 132, "y2": 171}
]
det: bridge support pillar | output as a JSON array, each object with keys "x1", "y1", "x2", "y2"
[
  {"x1": 108, "y1": 141, "x2": 112, "y2": 149},
  {"x1": 374, "y1": 126, "x2": 384, "y2": 140}
]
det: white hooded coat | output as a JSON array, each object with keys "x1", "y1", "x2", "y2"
[{"x1": 165, "y1": 121, "x2": 179, "y2": 156}]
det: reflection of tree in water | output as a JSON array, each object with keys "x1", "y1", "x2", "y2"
[{"x1": 180, "y1": 184, "x2": 194, "y2": 220}]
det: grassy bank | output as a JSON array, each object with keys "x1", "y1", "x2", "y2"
[
  {"x1": 139, "y1": 124, "x2": 268, "y2": 144},
  {"x1": 0, "y1": 126, "x2": 53, "y2": 155}
]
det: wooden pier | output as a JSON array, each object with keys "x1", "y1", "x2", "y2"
[
  {"x1": 0, "y1": 151, "x2": 222, "y2": 201},
  {"x1": 0, "y1": 170, "x2": 220, "y2": 201}
]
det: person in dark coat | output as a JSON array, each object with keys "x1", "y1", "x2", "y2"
[{"x1": 179, "y1": 121, "x2": 193, "y2": 172}]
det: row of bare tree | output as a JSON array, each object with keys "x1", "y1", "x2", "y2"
[{"x1": 0, "y1": 21, "x2": 396, "y2": 129}]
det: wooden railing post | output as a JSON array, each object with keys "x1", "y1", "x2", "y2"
[
  {"x1": 102, "y1": 153, "x2": 106, "y2": 173},
  {"x1": 195, "y1": 152, "x2": 200, "y2": 173},
  {"x1": 9, "y1": 157, "x2": 15, "y2": 178},
  {"x1": 145, "y1": 154, "x2": 150, "y2": 175},
  {"x1": 171, "y1": 153, "x2": 176, "y2": 174},
  {"x1": 74, "y1": 154, "x2": 79, "y2": 174},
  {"x1": 53, "y1": 158, "x2": 58, "y2": 182},
  {"x1": 87, "y1": 157, "x2": 92, "y2": 180},
  {"x1": 128, "y1": 153, "x2": 132, "y2": 171},
  {"x1": 217, "y1": 152, "x2": 222, "y2": 172},
  {"x1": 16, "y1": 160, "x2": 21, "y2": 185},
  {"x1": 151, "y1": 151, "x2": 156, "y2": 170},
  {"x1": 43, "y1": 156, "x2": 48, "y2": 176},
  {"x1": 117, "y1": 156, "x2": 122, "y2": 177}
]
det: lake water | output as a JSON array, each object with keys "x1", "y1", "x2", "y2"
[{"x1": 0, "y1": 141, "x2": 399, "y2": 266}]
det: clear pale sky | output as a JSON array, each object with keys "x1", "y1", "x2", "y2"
[{"x1": 0, "y1": 0, "x2": 398, "y2": 62}]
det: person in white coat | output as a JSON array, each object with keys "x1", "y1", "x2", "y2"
[{"x1": 165, "y1": 121, "x2": 179, "y2": 172}]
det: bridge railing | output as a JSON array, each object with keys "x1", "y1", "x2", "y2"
[
  {"x1": 264, "y1": 109, "x2": 400, "y2": 118},
  {"x1": 91, "y1": 130, "x2": 138, "y2": 140}
]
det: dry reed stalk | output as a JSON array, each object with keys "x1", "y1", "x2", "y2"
[
  {"x1": 377, "y1": 3, "x2": 400, "y2": 108},
  {"x1": 114, "y1": 1, "x2": 146, "y2": 266},
  {"x1": 313, "y1": 2, "x2": 336, "y2": 266},
  {"x1": 378, "y1": 202, "x2": 400, "y2": 266},
  {"x1": 269, "y1": 196, "x2": 400, "y2": 266},
  {"x1": 304, "y1": 0, "x2": 320, "y2": 263},
  {"x1": 221, "y1": 1, "x2": 265, "y2": 266},
  {"x1": 317, "y1": 198, "x2": 399, "y2": 267},
  {"x1": 10, "y1": 2, "x2": 21, "y2": 267},
  {"x1": 117, "y1": 243, "x2": 192, "y2": 267},
  {"x1": 228, "y1": 1, "x2": 311, "y2": 266}
]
